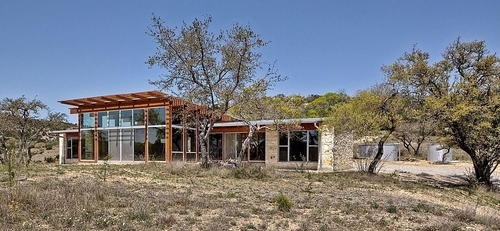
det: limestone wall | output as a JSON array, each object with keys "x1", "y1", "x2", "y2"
[
  {"x1": 318, "y1": 129, "x2": 353, "y2": 171},
  {"x1": 265, "y1": 130, "x2": 279, "y2": 166}
]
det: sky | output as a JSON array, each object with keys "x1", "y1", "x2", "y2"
[{"x1": 1, "y1": 0, "x2": 499, "y2": 123}]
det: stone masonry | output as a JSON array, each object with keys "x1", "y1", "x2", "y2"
[{"x1": 318, "y1": 129, "x2": 353, "y2": 171}]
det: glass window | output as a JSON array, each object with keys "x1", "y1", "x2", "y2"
[
  {"x1": 148, "y1": 107, "x2": 166, "y2": 125},
  {"x1": 107, "y1": 129, "x2": 120, "y2": 161},
  {"x1": 249, "y1": 132, "x2": 265, "y2": 161},
  {"x1": 148, "y1": 127, "x2": 165, "y2": 161},
  {"x1": 80, "y1": 130, "x2": 94, "y2": 160},
  {"x1": 309, "y1": 147, "x2": 319, "y2": 162},
  {"x1": 225, "y1": 133, "x2": 246, "y2": 160},
  {"x1": 108, "y1": 111, "x2": 119, "y2": 127},
  {"x1": 309, "y1": 130, "x2": 319, "y2": 145},
  {"x1": 122, "y1": 129, "x2": 134, "y2": 161},
  {"x1": 98, "y1": 130, "x2": 110, "y2": 160},
  {"x1": 209, "y1": 133, "x2": 223, "y2": 160},
  {"x1": 279, "y1": 132, "x2": 288, "y2": 145},
  {"x1": 121, "y1": 110, "x2": 133, "y2": 127},
  {"x1": 133, "y1": 109, "x2": 145, "y2": 126},
  {"x1": 66, "y1": 137, "x2": 78, "y2": 159},
  {"x1": 81, "y1": 113, "x2": 94, "y2": 129},
  {"x1": 279, "y1": 147, "x2": 288, "y2": 161},
  {"x1": 134, "y1": 128, "x2": 145, "y2": 161},
  {"x1": 172, "y1": 128, "x2": 183, "y2": 152},
  {"x1": 290, "y1": 131, "x2": 307, "y2": 161},
  {"x1": 187, "y1": 130, "x2": 197, "y2": 153},
  {"x1": 98, "y1": 112, "x2": 107, "y2": 128},
  {"x1": 279, "y1": 130, "x2": 319, "y2": 162},
  {"x1": 187, "y1": 130, "x2": 197, "y2": 161}
]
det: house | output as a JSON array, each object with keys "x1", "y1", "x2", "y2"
[{"x1": 53, "y1": 90, "x2": 353, "y2": 171}]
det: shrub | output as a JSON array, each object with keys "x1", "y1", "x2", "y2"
[
  {"x1": 274, "y1": 192, "x2": 292, "y2": 212},
  {"x1": 44, "y1": 156, "x2": 56, "y2": 163}
]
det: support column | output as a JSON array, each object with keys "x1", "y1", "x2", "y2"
[
  {"x1": 58, "y1": 133, "x2": 65, "y2": 165},
  {"x1": 165, "y1": 102, "x2": 172, "y2": 163},
  {"x1": 144, "y1": 108, "x2": 149, "y2": 163}
]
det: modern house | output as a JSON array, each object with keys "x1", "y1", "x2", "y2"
[{"x1": 54, "y1": 90, "x2": 353, "y2": 170}]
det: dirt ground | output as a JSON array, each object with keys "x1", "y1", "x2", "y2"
[{"x1": 380, "y1": 160, "x2": 500, "y2": 185}]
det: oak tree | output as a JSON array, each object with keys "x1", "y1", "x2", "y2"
[
  {"x1": 0, "y1": 96, "x2": 68, "y2": 166},
  {"x1": 146, "y1": 15, "x2": 282, "y2": 167},
  {"x1": 387, "y1": 39, "x2": 500, "y2": 185}
]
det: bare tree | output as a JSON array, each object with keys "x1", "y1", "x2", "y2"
[{"x1": 146, "y1": 15, "x2": 282, "y2": 167}]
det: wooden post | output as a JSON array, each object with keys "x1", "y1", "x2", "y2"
[{"x1": 165, "y1": 102, "x2": 172, "y2": 163}]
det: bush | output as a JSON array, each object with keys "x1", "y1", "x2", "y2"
[
  {"x1": 274, "y1": 192, "x2": 292, "y2": 212},
  {"x1": 44, "y1": 156, "x2": 56, "y2": 163}
]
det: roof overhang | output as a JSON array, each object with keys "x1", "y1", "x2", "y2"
[
  {"x1": 59, "y1": 90, "x2": 196, "y2": 114},
  {"x1": 213, "y1": 118, "x2": 324, "y2": 128}
]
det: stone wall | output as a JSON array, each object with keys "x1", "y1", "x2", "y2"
[
  {"x1": 318, "y1": 129, "x2": 353, "y2": 171},
  {"x1": 265, "y1": 130, "x2": 279, "y2": 166}
]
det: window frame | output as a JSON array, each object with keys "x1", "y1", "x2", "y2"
[{"x1": 278, "y1": 130, "x2": 319, "y2": 162}]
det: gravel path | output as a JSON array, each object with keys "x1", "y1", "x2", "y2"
[{"x1": 379, "y1": 161, "x2": 500, "y2": 184}]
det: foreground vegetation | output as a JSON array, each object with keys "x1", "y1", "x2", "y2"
[{"x1": 1, "y1": 163, "x2": 500, "y2": 230}]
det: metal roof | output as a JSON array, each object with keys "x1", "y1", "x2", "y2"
[{"x1": 213, "y1": 118, "x2": 323, "y2": 127}]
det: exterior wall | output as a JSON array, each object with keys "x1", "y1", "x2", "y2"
[
  {"x1": 265, "y1": 130, "x2": 279, "y2": 166},
  {"x1": 58, "y1": 134, "x2": 65, "y2": 165},
  {"x1": 318, "y1": 129, "x2": 353, "y2": 171},
  {"x1": 332, "y1": 132, "x2": 354, "y2": 171}
]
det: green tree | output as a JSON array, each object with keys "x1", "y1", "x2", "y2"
[
  {"x1": 306, "y1": 91, "x2": 350, "y2": 118},
  {"x1": 0, "y1": 96, "x2": 68, "y2": 166},
  {"x1": 386, "y1": 39, "x2": 500, "y2": 185},
  {"x1": 146, "y1": 15, "x2": 282, "y2": 167},
  {"x1": 326, "y1": 85, "x2": 400, "y2": 173}
]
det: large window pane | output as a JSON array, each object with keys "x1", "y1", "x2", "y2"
[
  {"x1": 309, "y1": 130, "x2": 319, "y2": 145},
  {"x1": 121, "y1": 110, "x2": 133, "y2": 127},
  {"x1": 98, "y1": 130, "x2": 110, "y2": 160},
  {"x1": 98, "y1": 112, "x2": 107, "y2": 127},
  {"x1": 108, "y1": 111, "x2": 119, "y2": 127},
  {"x1": 172, "y1": 128, "x2": 183, "y2": 152},
  {"x1": 148, "y1": 127, "x2": 165, "y2": 161},
  {"x1": 279, "y1": 132, "x2": 288, "y2": 145},
  {"x1": 290, "y1": 131, "x2": 307, "y2": 161},
  {"x1": 134, "y1": 128, "x2": 145, "y2": 161},
  {"x1": 81, "y1": 130, "x2": 94, "y2": 160},
  {"x1": 187, "y1": 130, "x2": 197, "y2": 153},
  {"x1": 133, "y1": 109, "x2": 145, "y2": 126},
  {"x1": 81, "y1": 113, "x2": 94, "y2": 129},
  {"x1": 148, "y1": 107, "x2": 166, "y2": 125},
  {"x1": 279, "y1": 147, "x2": 288, "y2": 161},
  {"x1": 309, "y1": 147, "x2": 319, "y2": 162},
  {"x1": 108, "y1": 129, "x2": 120, "y2": 161},
  {"x1": 250, "y1": 132, "x2": 265, "y2": 161},
  {"x1": 209, "y1": 133, "x2": 222, "y2": 160},
  {"x1": 122, "y1": 129, "x2": 134, "y2": 161},
  {"x1": 224, "y1": 133, "x2": 236, "y2": 160},
  {"x1": 66, "y1": 137, "x2": 78, "y2": 159}
]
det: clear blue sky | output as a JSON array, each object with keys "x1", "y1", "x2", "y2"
[{"x1": 1, "y1": 0, "x2": 499, "y2": 123}]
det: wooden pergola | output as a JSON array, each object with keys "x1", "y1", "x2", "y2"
[{"x1": 59, "y1": 90, "x2": 188, "y2": 114}]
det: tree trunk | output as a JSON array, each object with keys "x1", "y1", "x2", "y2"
[
  {"x1": 199, "y1": 132, "x2": 209, "y2": 168},
  {"x1": 0, "y1": 136, "x2": 6, "y2": 164},
  {"x1": 471, "y1": 155, "x2": 493, "y2": 186},
  {"x1": 26, "y1": 147, "x2": 32, "y2": 166},
  {"x1": 368, "y1": 139, "x2": 385, "y2": 174},
  {"x1": 237, "y1": 124, "x2": 256, "y2": 165}
]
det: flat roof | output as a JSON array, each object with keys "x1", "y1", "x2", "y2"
[
  {"x1": 213, "y1": 118, "x2": 323, "y2": 127},
  {"x1": 58, "y1": 90, "x2": 187, "y2": 108}
]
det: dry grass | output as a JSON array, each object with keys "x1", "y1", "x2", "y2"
[{"x1": 1, "y1": 163, "x2": 500, "y2": 230}]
